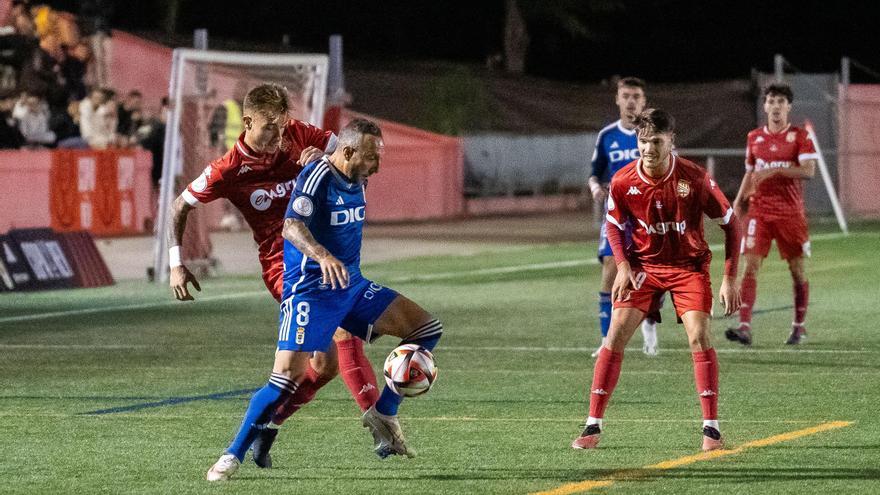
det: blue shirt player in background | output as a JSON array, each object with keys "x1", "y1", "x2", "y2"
[
  {"x1": 588, "y1": 77, "x2": 660, "y2": 357},
  {"x1": 207, "y1": 118, "x2": 444, "y2": 481}
]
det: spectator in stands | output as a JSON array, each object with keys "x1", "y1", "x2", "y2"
[
  {"x1": 53, "y1": 99, "x2": 86, "y2": 148},
  {"x1": 78, "y1": 86, "x2": 116, "y2": 148},
  {"x1": 138, "y1": 96, "x2": 168, "y2": 189},
  {"x1": 57, "y1": 42, "x2": 87, "y2": 101},
  {"x1": 117, "y1": 89, "x2": 144, "y2": 145},
  {"x1": 0, "y1": 95, "x2": 24, "y2": 148},
  {"x1": 16, "y1": 90, "x2": 54, "y2": 146}
]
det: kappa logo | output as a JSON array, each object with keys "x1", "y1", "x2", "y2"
[
  {"x1": 610, "y1": 141, "x2": 620, "y2": 149},
  {"x1": 626, "y1": 186, "x2": 641, "y2": 195},
  {"x1": 755, "y1": 136, "x2": 765, "y2": 143},
  {"x1": 237, "y1": 164, "x2": 253, "y2": 175},
  {"x1": 592, "y1": 388, "x2": 608, "y2": 395},
  {"x1": 336, "y1": 196, "x2": 344, "y2": 206},
  {"x1": 359, "y1": 383, "x2": 377, "y2": 395},
  {"x1": 699, "y1": 390, "x2": 716, "y2": 397}
]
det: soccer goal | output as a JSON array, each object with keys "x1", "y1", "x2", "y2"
[{"x1": 152, "y1": 49, "x2": 328, "y2": 283}]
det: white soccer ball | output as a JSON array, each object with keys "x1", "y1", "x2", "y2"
[{"x1": 383, "y1": 344, "x2": 438, "y2": 397}]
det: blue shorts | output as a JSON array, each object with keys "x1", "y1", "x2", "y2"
[{"x1": 277, "y1": 276, "x2": 398, "y2": 352}]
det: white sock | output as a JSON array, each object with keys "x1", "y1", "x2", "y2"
[
  {"x1": 703, "y1": 419, "x2": 719, "y2": 430},
  {"x1": 267, "y1": 422, "x2": 281, "y2": 430},
  {"x1": 587, "y1": 417, "x2": 602, "y2": 428}
]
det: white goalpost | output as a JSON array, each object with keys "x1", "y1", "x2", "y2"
[{"x1": 152, "y1": 49, "x2": 329, "y2": 283}]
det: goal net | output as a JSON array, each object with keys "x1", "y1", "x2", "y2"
[{"x1": 152, "y1": 49, "x2": 328, "y2": 282}]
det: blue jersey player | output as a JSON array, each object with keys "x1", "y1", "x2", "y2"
[
  {"x1": 587, "y1": 77, "x2": 660, "y2": 357},
  {"x1": 207, "y1": 119, "x2": 444, "y2": 481}
]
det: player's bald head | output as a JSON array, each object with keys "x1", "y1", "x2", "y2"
[{"x1": 243, "y1": 83, "x2": 290, "y2": 117}]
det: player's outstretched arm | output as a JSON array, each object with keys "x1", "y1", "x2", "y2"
[
  {"x1": 167, "y1": 195, "x2": 201, "y2": 301},
  {"x1": 282, "y1": 218, "x2": 349, "y2": 289}
]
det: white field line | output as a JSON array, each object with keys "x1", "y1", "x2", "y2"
[
  {"x1": 0, "y1": 411, "x2": 845, "y2": 424},
  {"x1": 0, "y1": 231, "x2": 861, "y2": 325},
  {"x1": 0, "y1": 343, "x2": 874, "y2": 354},
  {"x1": 0, "y1": 364, "x2": 876, "y2": 376}
]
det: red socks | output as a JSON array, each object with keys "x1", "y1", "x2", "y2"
[
  {"x1": 272, "y1": 365, "x2": 333, "y2": 425},
  {"x1": 337, "y1": 338, "x2": 379, "y2": 412},
  {"x1": 588, "y1": 347, "x2": 624, "y2": 419},
  {"x1": 794, "y1": 281, "x2": 809, "y2": 326},
  {"x1": 738, "y1": 275, "x2": 756, "y2": 328},
  {"x1": 692, "y1": 348, "x2": 719, "y2": 420}
]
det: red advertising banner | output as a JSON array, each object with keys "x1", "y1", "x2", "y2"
[{"x1": 50, "y1": 150, "x2": 140, "y2": 235}]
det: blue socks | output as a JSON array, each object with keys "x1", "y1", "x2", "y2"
[
  {"x1": 376, "y1": 319, "x2": 442, "y2": 417},
  {"x1": 226, "y1": 373, "x2": 297, "y2": 462},
  {"x1": 599, "y1": 292, "x2": 612, "y2": 337}
]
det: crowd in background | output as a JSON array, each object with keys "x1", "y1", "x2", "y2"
[{"x1": 0, "y1": 0, "x2": 166, "y2": 162}]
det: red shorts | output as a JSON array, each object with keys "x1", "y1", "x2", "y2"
[
  {"x1": 260, "y1": 251, "x2": 284, "y2": 303},
  {"x1": 613, "y1": 266, "x2": 713, "y2": 317},
  {"x1": 742, "y1": 213, "x2": 810, "y2": 260}
]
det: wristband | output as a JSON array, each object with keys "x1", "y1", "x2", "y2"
[{"x1": 169, "y1": 246, "x2": 182, "y2": 268}]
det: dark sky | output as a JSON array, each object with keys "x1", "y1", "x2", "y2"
[{"x1": 51, "y1": 0, "x2": 880, "y2": 83}]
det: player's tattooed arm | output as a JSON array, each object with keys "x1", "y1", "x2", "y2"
[
  {"x1": 283, "y1": 218, "x2": 350, "y2": 289},
  {"x1": 168, "y1": 195, "x2": 201, "y2": 301}
]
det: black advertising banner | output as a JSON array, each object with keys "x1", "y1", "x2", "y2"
[
  {"x1": 8, "y1": 229, "x2": 75, "y2": 290},
  {"x1": 0, "y1": 234, "x2": 36, "y2": 291}
]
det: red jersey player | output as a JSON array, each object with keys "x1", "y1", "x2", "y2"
[
  {"x1": 726, "y1": 83, "x2": 817, "y2": 346},
  {"x1": 571, "y1": 109, "x2": 741, "y2": 452},
  {"x1": 167, "y1": 84, "x2": 379, "y2": 467}
]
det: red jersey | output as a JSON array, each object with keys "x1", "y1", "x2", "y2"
[
  {"x1": 606, "y1": 156, "x2": 734, "y2": 271},
  {"x1": 745, "y1": 124, "x2": 817, "y2": 219},
  {"x1": 182, "y1": 119, "x2": 336, "y2": 266}
]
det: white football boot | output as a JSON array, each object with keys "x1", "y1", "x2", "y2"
[
  {"x1": 591, "y1": 337, "x2": 607, "y2": 358},
  {"x1": 362, "y1": 406, "x2": 416, "y2": 458},
  {"x1": 206, "y1": 454, "x2": 240, "y2": 481}
]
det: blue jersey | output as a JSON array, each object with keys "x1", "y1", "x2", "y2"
[
  {"x1": 282, "y1": 157, "x2": 367, "y2": 296},
  {"x1": 590, "y1": 120, "x2": 639, "y2": 184}
]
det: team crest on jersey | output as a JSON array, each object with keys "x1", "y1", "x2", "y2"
[
  {"x1": 295, "y1": 326, "x2": 305, "y2": 344},
  {"x1": 279, "y1": 137, "x2": 292, "y2": 153},
  {"x1": 786, "y1": 131, "x2": 796, "y2": 143},
  {"x1": 677, "y1": 179, "x2": 690, "y2": 198}
]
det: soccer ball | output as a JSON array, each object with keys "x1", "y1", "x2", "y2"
[{"x1": 383, "y1": 344, "x2": 438, "y2": 397}]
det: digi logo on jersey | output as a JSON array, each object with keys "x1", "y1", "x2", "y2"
[
  {"x1": 249, "y1": 180, "x2": 296, "y2": 211},
  {"x1": 331, "y1": 206, "x2": 366, "y2": 226},
  {"x1": 609, "y1": 149, "x2": 639, "y2": 163},
  {"x1": 637, "y1": 218, "x2": 687, "y2": 235}
]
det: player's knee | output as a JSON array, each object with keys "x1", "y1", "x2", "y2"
[
  {"x1": 309, "y1": 352, "x2": 339, "y2": 379},
  {"x1": 402, "y1": 318, "x2": 443, "y2": 351},
  {"x1": 332, "y1": 327, "x2": 355, "y2": 342}
]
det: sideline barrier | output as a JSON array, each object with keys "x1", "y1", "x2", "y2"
[
  {"x1": 0, "y1": 228, "x2": 113, "y2": 292},
  {"x1": 1, "y1": 149, "x2": 153, "y2": 235}
]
